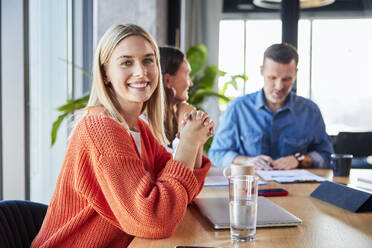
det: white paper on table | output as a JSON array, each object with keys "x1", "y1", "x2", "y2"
[
  {"x1": 255, "y1": 169, "x2": 326, "y2": 183},
  {"x1": 204, "y1": 176, "x2": 267, "y2": 187},
  {"x1": 354, "y1": 177, "x2": 372, "y2": 193}
]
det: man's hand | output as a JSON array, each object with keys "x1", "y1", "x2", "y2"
[
  {"x1": 234, "y1": 155, "x2": 273, "y2": 170},
  {"x1": 271, "y1": 155, "x2": 298, "y2": 170}
]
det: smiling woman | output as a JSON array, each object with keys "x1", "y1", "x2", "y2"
[
  {"x1": 103, "y1": 35, "x2": 159, "y2": 128},
  {"x1": 31, "y1": 24, "x2": 214, "y2": 248},
  {"x1": 88, "y1": 24, "x2": 165, "y2": 141}
]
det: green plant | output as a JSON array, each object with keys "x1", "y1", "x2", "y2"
[
  {"x1": 218, "y1": 74, "x2": 249, "y2": 105},
  {"x1": 51, "y1": 44, "x2": 247, "y2": 149},
  {"x1": 186, "y1": 45, "x2": 228, "y2": 108},
  {"x1": 186, "y1": 44, "x2": 248, "y2": 152},
  {"x1": 51, "y1": 94, "x2": 90, "y2": 146}
]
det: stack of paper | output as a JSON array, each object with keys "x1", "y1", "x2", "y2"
[
  {"x1": 355, "y1": 177, "x2": 372, "y2": 193},
  {"x1": 255, "y1": 169, "x2": 326, "y2": 183}
]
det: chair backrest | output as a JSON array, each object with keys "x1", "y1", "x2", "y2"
[
  {"x1": 333, "y1": 132, "x2": 372, "y2": 157},
  {"x1": 0, "y1": 200, "x2": 48, "y2": 248}
]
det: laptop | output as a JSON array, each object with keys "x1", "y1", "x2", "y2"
[{"x1": 193, "y1": 197, "x2": 302, "y2": 229}]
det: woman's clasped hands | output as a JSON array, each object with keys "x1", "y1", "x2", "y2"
[
  {"x1": 179, "y1": 110, "x2": 214, "y2": 144},
  {"x1": 174, "y1": 110, "x2": 215, "y2": 170}
]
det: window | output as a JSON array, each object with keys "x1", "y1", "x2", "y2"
[
  {"x1": 218, "y1": 20, "x2": 281, "y2": 111},
  {"x1": 28, "y1": 0, "x2": 92, "y2": 203},
  {"x1": 29, "y1": 0, "x2": 69, "y2": 203},
  {"x1": 218, "y1": 18, "x2": 372, "y2": 135},
  {"x1": 310, "y1": 19, "x2": 372, "y2": 135},
  {"x1": 218, "y1": 20, "x2": 245, "y2": 100}
]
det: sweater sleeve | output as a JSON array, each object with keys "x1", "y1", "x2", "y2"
[
  {"x1": 152, "y1": 138, "x2": 212, "y2": 204},
  {"x1": 147, "y1": 125, "x2": 212, "y2": 203},
  {"x1": 191, "y1": 155, "x2": 211, "y2": 198},
  {"x1": 77, "y1": 115, "x2": 203, "y2": 239}
]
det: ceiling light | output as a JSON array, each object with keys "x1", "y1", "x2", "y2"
[{"x1": 253, "y1": 0, "x2": 335, "y2": 9}]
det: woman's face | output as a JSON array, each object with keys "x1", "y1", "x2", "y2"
[
  {"x1": 166, "y1": 59, "x2": 193, "y2": 102},
  {"x1": 104, "y1": 35, "x2": 158, "y2": 109}
]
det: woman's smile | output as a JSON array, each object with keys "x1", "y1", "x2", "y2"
[{"x1": 127, "y1": 80, "x2": 150, "y2": 90}]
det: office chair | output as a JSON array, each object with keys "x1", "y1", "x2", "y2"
[
  {"x1": 333, "y1": 132, "x2": 372, "y2": 168},
  {"x1": 0, "y1": 200, "x2": 48, "y2": 248}
]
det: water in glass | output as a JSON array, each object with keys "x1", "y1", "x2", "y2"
[{"x1": 229, "y1": 199, "x2": 257, "y2": 242}]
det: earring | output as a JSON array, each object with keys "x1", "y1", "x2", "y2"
[{"x1": 171, "y1": 87, "x2": 176, "y2": 97}]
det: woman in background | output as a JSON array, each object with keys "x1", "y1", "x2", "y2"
[
  {"x1": 31, "y1": 24, "x2": 214, "y2": 248},
  {"x1": 159, "y1": 46, "x2": 197, "y2": 153}
]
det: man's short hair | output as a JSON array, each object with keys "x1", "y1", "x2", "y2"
[{"x1": 263, "y1": 43, "x2": 299, "y2": 66}]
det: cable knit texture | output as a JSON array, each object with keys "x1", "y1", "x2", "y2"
[{"x1": 31, "y1": 108, "x2": 211, "y2": 248}]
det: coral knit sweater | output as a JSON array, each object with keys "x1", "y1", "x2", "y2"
[{"x1": 31, "y1": 109, "x2": 211, "y2": 248}]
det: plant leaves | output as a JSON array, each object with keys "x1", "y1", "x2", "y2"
[
  {"x1": 188, "y1": 89, "x2": 205, "y2": 105},
  {"x1": 51, "y1": 112, "x2": 69, "y2": 146},
  {"x1": 218, "y1": 92, "x2": 233, "y2": 105},
  {"x1": 188, "y1": 89, "x2": 230, "y2": 106},
  {"x1": 56, "y1": 94, "x2": 90, "y2": 112},
  {"x1": 196, "y1": 65, "x2": 219, "y2": 90},
  {"x1": 221, "y1": 82, "x2": 229, "y2": 95},
  {"x1": 186, "y1": 44, "x2": 208, "y2": 80},
  {"x1": 233, "y1": 74, "x2": 248, "y2": 82},
  {"x1": 220, "y1": 73, "x2": 249, "y2": 94},
  {"x1": 219, "y1": 70, "x2": 227, "y2": 77},
  {"x1": 203, "y1": 136, "x2": 214, "y2": 154},
  {"x1": 51, "y1": 94, "x2": 90, "y2": 146},
  {"x1": 230, "y1": 78, "x2": 238, "y2": 90}
]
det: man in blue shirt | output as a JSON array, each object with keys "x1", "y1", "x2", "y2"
[{"x1": 209, "y1": 43, "x2": 334, "y2": 169}]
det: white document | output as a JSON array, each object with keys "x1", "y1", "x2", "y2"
[
  {"x1": 355, "y1": 177, "x2": 372, "y2": 193},
  {"x1": 204, "y1": 176, "x2": 267, "y2": 187},
  {"x1": 255, "y1": 169, "x2": 326, "y2": 183}
]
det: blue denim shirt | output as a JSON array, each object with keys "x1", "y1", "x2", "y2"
[{"x1": 208, "y1": 89, "x2": 334, "y2": 168}]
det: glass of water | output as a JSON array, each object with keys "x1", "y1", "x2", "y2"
[{"x1": 227, "y1": 174, "x2": 258, "y2": 242}]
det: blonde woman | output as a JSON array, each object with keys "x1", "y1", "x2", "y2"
[{"x1": 31, "y1": 24, "x2": 214, "y2": 248}]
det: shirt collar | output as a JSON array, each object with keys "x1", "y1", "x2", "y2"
[
  {"x1": 254, "y1": 89, "x2": 266, "y2": 110},
  {"x1": 255, "y1": 89, "x2": 295, "y2": 113},
  {"x1": 284, "y1": 92, "x2": 295, "y2": 112}
]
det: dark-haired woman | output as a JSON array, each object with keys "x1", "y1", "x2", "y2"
[{"x1": 159, "y1": 46, "x2": 198, "y2": 154}]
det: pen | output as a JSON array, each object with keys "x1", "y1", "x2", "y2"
[{"x1": 357, "y1": 177, "x2": 372, "y2": 185}]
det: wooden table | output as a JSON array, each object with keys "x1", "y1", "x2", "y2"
[{"x1": 129, "y1": 169, "x2": 372, "y2": 248}]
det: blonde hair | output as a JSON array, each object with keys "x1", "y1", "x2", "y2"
[{"x1": 88, "y1": 24, "x2": 168, "y2": 144}]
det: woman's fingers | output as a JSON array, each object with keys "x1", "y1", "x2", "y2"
[
  {"x1": 182, "y1": 110, "x2": 215, "y2": 139},
  {"x1": 208, "y1": 127, "x2": 215, "y2": 137},
  {"x1": 203, "y1": 116, "x2": 215, "y2": 127},
  {"x1": 183, "y1": 112, "x2": 191, "y2": 121},
  {"x1": 190, "y1": 110, "x2": 197, "y2": 120},
  {"x1": 196, "y1": 111, "x2": 203, "y2": 120},
  {"x1": 191, "y1": 110, "x2": 211, "y2": 124},
  {"x1": 206, "y1": 119, "x2": 215, "y2": 137}
]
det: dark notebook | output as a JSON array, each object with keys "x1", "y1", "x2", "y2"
[{"x1": 311, "y1": 181, "x2": 372, "y2": 212}]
